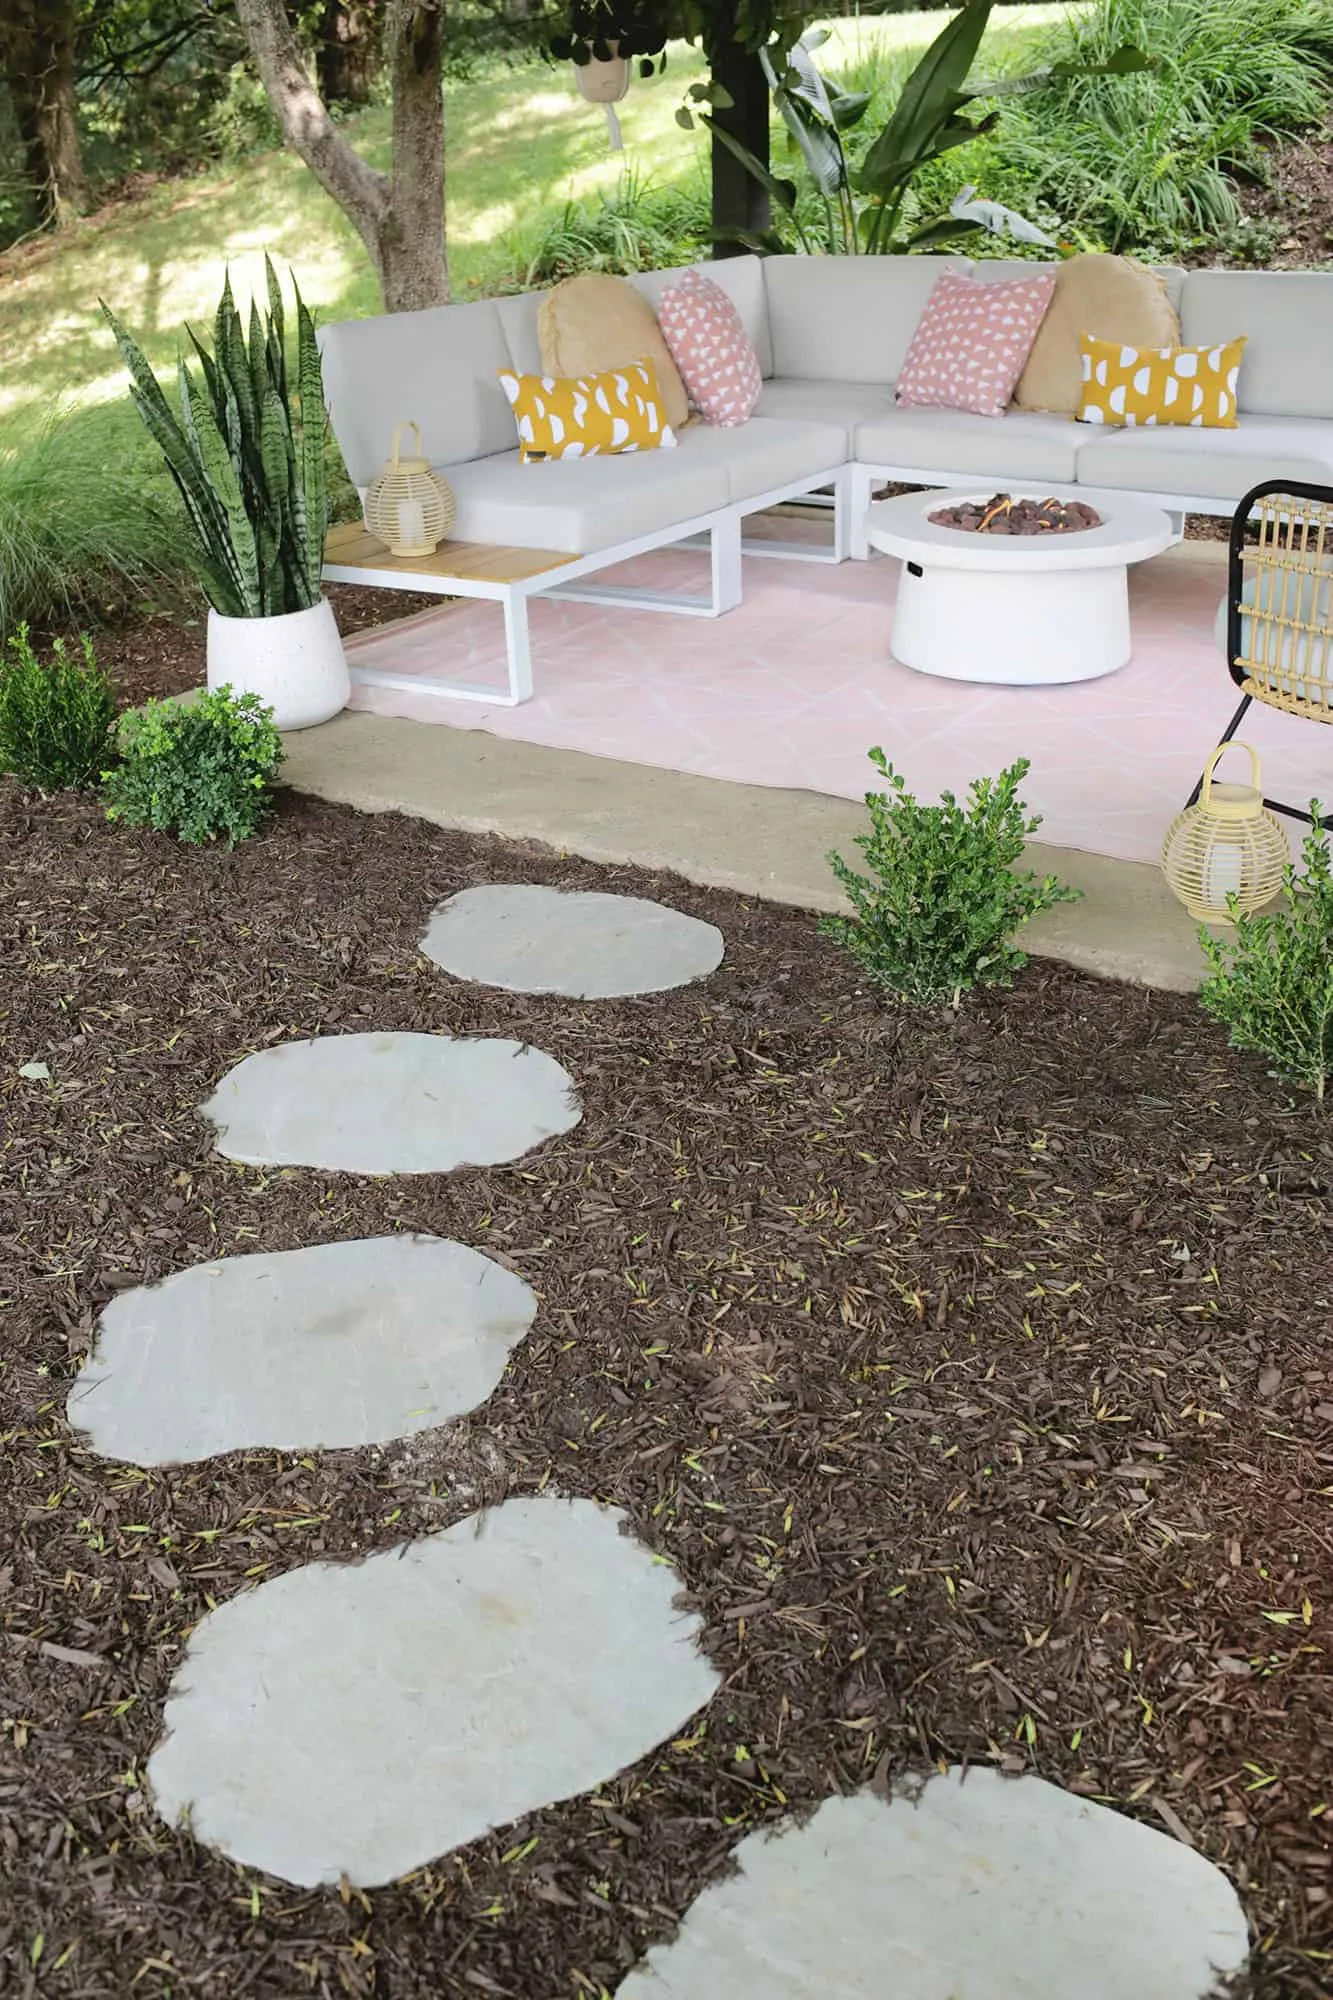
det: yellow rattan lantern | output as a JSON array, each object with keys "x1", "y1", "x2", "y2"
[
  {"x1": 1161, "y1": 742, "x2": 1289, "y2": 922},
  {"x1": 364, "y1": 422, "x2": 454, "y2": 557}
]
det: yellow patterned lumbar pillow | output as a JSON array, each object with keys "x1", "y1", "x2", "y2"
[
  {"x1": 497, "y1": 359, "x2": 677, "y2": 462},
  {"x1": 1077, "y1": 334, "x2": 1246, "y2": 428}
]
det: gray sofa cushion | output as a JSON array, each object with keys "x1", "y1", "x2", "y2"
[
  {"x1": 673, "y1": 416, "x2": 845, "y2": 502},
  {"x1": 1213, "y1": 564, "x2": 1333, "y2": 697},
  {"x1": 493, "y1": 290, "x2": 544, "y2": 376},
  {"x1": 754, "y1": 378, "x2": 892, "y2": 451},
  {"x1": 980, "y1": 257, "x2": 1186, "y2": 311},
  {"x1": 433, "y1": 417, "x2": 842, "y2": 551},
  {"x1": 854, "y1": 406, "x2": 1082, "y2": 482},
  {"x1": 320, "y1": 302, "x2": 516, "y2": 490},
  {"x1": 1179, "y1": 271, "x2": 1333, "y2": 420},
  {"x1": 433, "y1": 445, "x2": 731, "y2": 552},
  {"x1": 1074, "y1": 416, "x2": 1333, "y2": 502},
  {"x1": 763, "y1": 255, "x2": 972, "y2": 384},
  {"x1": 495, "y1": 256, "x2": 775, "y2": 382},
  {"x1": 630, "y1": 256, "x2": 773, "y2": 378}
]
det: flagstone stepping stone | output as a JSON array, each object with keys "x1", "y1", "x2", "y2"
[
  {"x1": 147, "y1": 1494, "x2": 719, "y2": 1889},
  {"x1": 201, "y1": 1032, "x2": 580, "y2": 1173},
  {"x1": 66, "y1": 1236, "x2": 535, "y2": 1466},
  {"x1": 619, "y1": 1770, "x2": 1249, "y2": 1999},
  {"x1": 420, "y1": 885, "x2": 724, "y2": 998}
]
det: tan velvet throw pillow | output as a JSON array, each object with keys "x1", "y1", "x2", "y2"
[
  {"x1": 1013, "y1": 253, "x2": 1180, "y2": 414},
  {"x1": 538, "y1": 273, "x2": 690, "y2": 432}
]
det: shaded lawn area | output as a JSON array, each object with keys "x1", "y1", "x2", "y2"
[
  {"x1": 2, "y1": 783, "x2": 1331, "y2": 1997},
  {"x1": 0, "y1": 7, "x2": 1078, "y2": 437}
]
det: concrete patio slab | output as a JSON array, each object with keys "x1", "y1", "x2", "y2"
[
  {"x1": 147, "y1": 1495, "x2": 720, "y2": 1888},
  {"x1": 421, "y1": 883, "x2": 724, "y2": 997},
  {"x1": 619, "y1": 1770, "x2": 1249, "y2": 2000},
  {"x1": 66, "y1": 1236, "x2": 536, "y2": 1465},
  {"x1": 201, "y1": 1031, "x2": 581, "y2": 1173},
  {"x1": 280, "y1": 714, "x2": 1212, "y2": 992}
]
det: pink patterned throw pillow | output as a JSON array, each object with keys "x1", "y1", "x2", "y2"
[
  {"x1": 658, "y1": 268, "x2": 762, "y2": 428},
  {"x1": 895, "y1": 270, "x2": 1056, "y2": 419}
]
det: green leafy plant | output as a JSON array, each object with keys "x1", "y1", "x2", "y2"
[
  {"x1": 549, "y1": 0, "x2": 809, "y2": 76},
  {"x1": 103, "y1": 686, "x2": 284, "y2": 847},
  {"x1": 822, "y1": 749, "x2": 1080, "y2": 1010},
  {"x1": 1198, "y1": 816, "x2": 1333, "y2": 1105},
  {"x1": 989, "y1": 0, "x2": 1333, "y2": 256},
  {"x1": 0, "y1": 408, "x2": 189, "y2": 637},
  {"x1": 688, "y1": 0, "x2": 1150, "y2": 254},
  {"x1": 101, "y1": 257, "x2": 327, "y2": 620},
  {"x1": 507, "y1": 169, "x2": 711, "y2": 286},
  {"x1": 0, "y1": 622, "x2": 118, "y2": 794}
]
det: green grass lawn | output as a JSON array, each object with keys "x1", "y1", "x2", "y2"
[{"x1": 0, "y1": 6, "x2": 1076, "y2": 442}]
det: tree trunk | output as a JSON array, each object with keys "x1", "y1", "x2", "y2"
[
  {"x1": 1, "y1": 0, "x2": 88, "y2": 229},
  {"x1": 382, "y1": 0, "x2": 446, "y2": 309},
  {"x1": 315, "y1": 2, "x2": 380, "y2": 108},
  {"x1": 709, "y1": 34, "x2": 770, "y2": 258},
  {"x1": 235, "y1": 0, "x2": 447, "y2": 312}
]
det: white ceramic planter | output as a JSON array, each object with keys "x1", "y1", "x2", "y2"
[
  {"x1": 574, "y1": 51, "x2": 630, "y2": 103},
  {"x1": 206, "y1": 598, "x2": 350, "y2": 731}
]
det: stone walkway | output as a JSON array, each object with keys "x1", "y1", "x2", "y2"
[{"x1": 65, "y1": 886, "x2": 1250, "y2": 1994}]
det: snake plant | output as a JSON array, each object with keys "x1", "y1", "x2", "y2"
[{"x1": 102, "y1": 258, "x2": 327, "y2": 620}]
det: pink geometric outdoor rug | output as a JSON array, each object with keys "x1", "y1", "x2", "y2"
[{"x1": 344, "y1": 544, "x2": 1333, "y2": 867}]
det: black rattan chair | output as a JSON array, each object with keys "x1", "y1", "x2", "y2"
[{"x1": 1185, "y1": 478, "x2": 1333, "y2": 829}]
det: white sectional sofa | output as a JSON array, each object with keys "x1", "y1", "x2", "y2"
[{"x1": 319, "y1": 255, "x2": 1333, "y2": 703}]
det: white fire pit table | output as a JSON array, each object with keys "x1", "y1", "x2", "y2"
[{"x1": 865, "y1": 488, "x2": 1178, "y2": 685}]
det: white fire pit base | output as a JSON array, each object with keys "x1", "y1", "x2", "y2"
[{"x1": 865, "y1": 489, "x2": 1178, "y2": 686}]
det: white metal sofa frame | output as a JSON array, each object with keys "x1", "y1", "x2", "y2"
[
  {"x1": 323, "y1": 452, "x2": 1213, "y2": 711},
  {"x1": 324, "y1": 462, "x2": 854, "y2": 709}
]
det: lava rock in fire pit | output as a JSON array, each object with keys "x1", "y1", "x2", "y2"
[{"x1": 929, "y1": 493, "x2": 1102, "y2": 534}]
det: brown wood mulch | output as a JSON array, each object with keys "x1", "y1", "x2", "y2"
[
  {"x1": 84, "y1": 583, "x2": 443, "y2": 711},
  {"x1": 2, "y1": 780, "x2": 1332, "y2": 1998}
]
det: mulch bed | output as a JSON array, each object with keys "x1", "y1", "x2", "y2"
[
  {"x1": 1226, "y1": 128, "x2": 1333, "y2": 274},
  {"x1": 2, "y1": 783, "x2": 1332, "y2": 2000},
  {"x1": 82, "y1": 583, "x2": 444, "y2": 711}
]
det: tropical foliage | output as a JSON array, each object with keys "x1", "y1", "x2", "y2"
[
  {"x1": 691, "y1": 0, "x2": 1151, "y2": 254},
  {"x1": 103, "y1": 258, "x2": 327, "y2": 620}
]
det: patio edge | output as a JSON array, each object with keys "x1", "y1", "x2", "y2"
[{"x1": 278, "y1": 711, "x2": 1209, "y2": 994}]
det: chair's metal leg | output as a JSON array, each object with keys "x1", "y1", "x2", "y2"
[
  {"x1": 1184, "y1": 693, "x2": 1252, "y2": 808},
  {"x1": 711, "y1": 515, "x2": 743, "y2": 615},
  {"x1": 1260, "y1": 797, "x2": 1333, "y2": 830},
  {"x1": 503, "y1": 591, "x2": 534, "y2": 705}
]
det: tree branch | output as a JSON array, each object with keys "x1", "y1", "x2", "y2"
[{"x1": 233, "y1": 0, "x2": 390, "y2": 242}]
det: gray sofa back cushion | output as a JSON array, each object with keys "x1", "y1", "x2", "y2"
[
  {"x1": 629, "y1": 256, "x2": 773, "y2": 377},
  {"x1": 494, "y1": 254, "x2": 774, "y2": 381},
  {"x1": 979, "y1": 256, "x2": 1186, "y2": 312},
  {"x1": 762, "y1": 255, "x2": 972, "y2": 384},
  {"x1": 493, "y1": 291, "x2": 543, "y2": 376},
  {"x1": 1180, "y1": 270, "x2": 1333, "y2": 420},
  {"x1": 319, "y1": 300, "x2": 517, "y2": 489}
]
